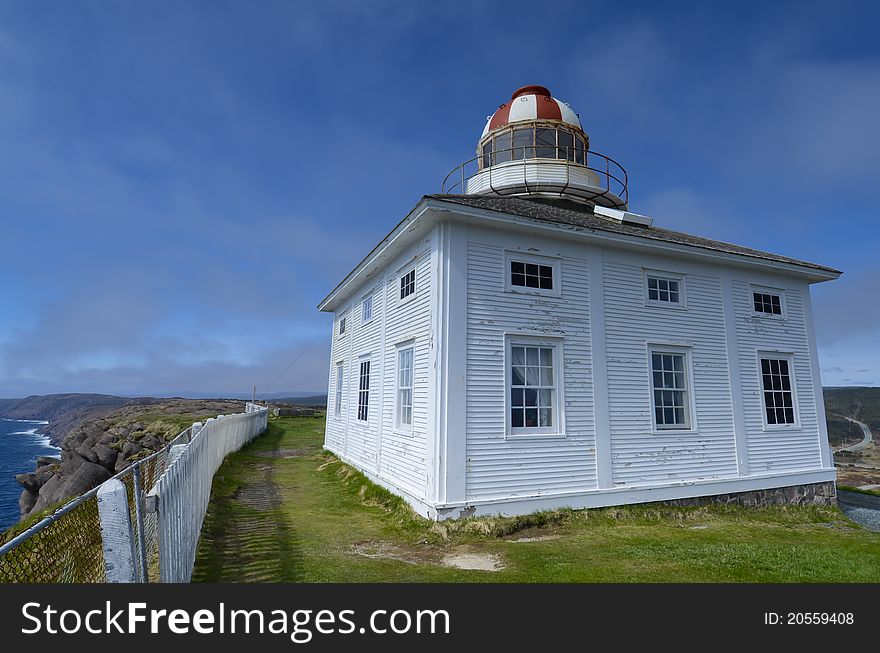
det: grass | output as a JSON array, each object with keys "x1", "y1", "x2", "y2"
[
  {"x1": 838, "y1": 485, "x2": 880, "y2": 497},
  {"x1": 192, "y1": 416, "x2": 880, "y2": 583}
]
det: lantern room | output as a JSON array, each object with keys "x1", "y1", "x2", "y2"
[{"x1": 442, "y1": 85, "x2": 628, "y2": 209}]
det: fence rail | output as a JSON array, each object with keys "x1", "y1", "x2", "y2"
[
  {"x1": 149, "y1": 404, "x2": 268, "y2": 582},
  {"x1": 0, "y1": 404, "x2": 267, "y2": 583}
]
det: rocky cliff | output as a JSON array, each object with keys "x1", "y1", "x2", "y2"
[{"x1": 10, "y1": 396, "x2": 246, "y2": 521}]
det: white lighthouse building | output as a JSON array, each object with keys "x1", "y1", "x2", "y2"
[{"x1": 318, "y1": 85, "x2": 840, "y2": 520}]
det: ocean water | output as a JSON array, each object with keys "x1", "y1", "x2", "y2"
[{"x1": 0, "y1": 419, "x2": 60, "y2": 533}]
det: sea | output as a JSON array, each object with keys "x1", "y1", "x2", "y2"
[{"x1": 0, "y1": 419, "x2": 60, "y2": 533}]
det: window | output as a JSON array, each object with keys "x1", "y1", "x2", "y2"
[
  {"x1": 512, "y1": 127, "x2": 535, "y2": 160},
  {"x1": 334, "y1": 363, "x2": 344, "y2": 416},
  {"x1": 535, "y1": 127, "x2": 556, "y2": 158},
  {"x1": 494, "y1": 130, "x2": 512, "y2": 164},
  {"x1": 760, "y1": 356, "x2": 796, "y2": 426},
  {"x1": 357, "y1": 359, "x2": 370, "y2": 422},
  {"x1": 510, "y1": 260, "x2": 553, "y2": 290},
  {"x1": 399, "y1": 269, "x2": 416, "y2": 301},
  {"x1": 753, "y1": 291, "x2": 782, "y2": 315},
  {"x1": 362, "y1": 295, "x2": 373, "y2": 324},
  {"x1": 338, "y1": 316, "x2": 346, "y2": 335},
  {"x1": 557, "y1": 129, "x2": 574, "y2": 160},
  {"x1": 397, "y1": 347, "x2": 414, "y2": 429},
  {"x1": 650, "y1": 350, "x2": 691, "y2": 430},
  {"x1": 647, "y1": 275, "x2": 682, "y2": 304},
  {"x1": 509, "y1": 342, "x2": 559, "y2": 434},
  {"x1": 479, "y1": 127, "x2": 592, "y2": 169}
]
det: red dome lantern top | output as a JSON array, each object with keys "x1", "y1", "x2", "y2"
[{"x1": 481, "y1": 85, "x2": 582, "y2": 138}]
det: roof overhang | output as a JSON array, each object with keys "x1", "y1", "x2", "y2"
[{"x1": 317, "y1": 197, "x2": 841, "y2": 312}]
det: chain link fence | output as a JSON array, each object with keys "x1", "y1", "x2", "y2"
[{"x1": 0, "y1": 427, "x2": 192, "y2": 583}]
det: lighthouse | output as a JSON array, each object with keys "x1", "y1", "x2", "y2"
[
  {"x1": 443, "y1": 85, "x2": 628, "y2": 209},
  {"x1": 319, "y1": 84, "x2": 840, "y2": 520}
]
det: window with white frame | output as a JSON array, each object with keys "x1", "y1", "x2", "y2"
[
  {"x1": 362, "y1": 295, "x2": 373, "y2": 324},
  {"x1": 357, "y1": 359, "x2": 370, "y2": 422},
  {"x1": 397, "y1": 347, "x2": 414, "y2": 429},
  {"x1": 760, "y1": 356, "x2": 796, "y2": 425},
  {"x1": 334, "y1": 363, "x2": 344, "y2": 417},
  {"x1": 509, "y1": 341, "x2": 559, "y2": 434},
  {"x1": 646, "y1": 273, "x2": 682, "y2": 305},
  {"x1": 650, "y1": 349, "x2": 691, "y2": 430},
  {"x1": 338, "y1": 316, "x2": 346, "y2": 335},
  {"x1": 400, "y1": 268, "x2": 416, "y2": 301},
  {"x1": 753, "y1": 291, "x2": 782, "y2": 315}
]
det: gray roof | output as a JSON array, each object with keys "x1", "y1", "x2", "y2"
[{"x1": 427, "y1": 194, "x2": 840, "y2": 275}]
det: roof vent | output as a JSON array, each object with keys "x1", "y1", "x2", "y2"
[{"x1": 593, "y1": 205, "x2": 653, "y2": 227}]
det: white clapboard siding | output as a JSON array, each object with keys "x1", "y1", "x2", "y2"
[
  {"x1": 465, "y1": 231, "x2": 597, "y2": 501},
  {"x1": 324, "y1": 307, "x2": 350, "y2": 455},
  {"x1": 603, "y1": 256, "x2": 739, "y2": 485},
  {"x1": 377, "y1": 241, "x2": 433, "y2": 498},
  {"x1": 732, "y1": 280, "x2": 822, "y2": 472},
  {"x1": 323, "y1": 237, "x2": 433, "y2": 501}
]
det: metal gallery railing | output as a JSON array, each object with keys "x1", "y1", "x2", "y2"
[{"x1": 441, "y1": 146, "x2": 628, "y2": 207}]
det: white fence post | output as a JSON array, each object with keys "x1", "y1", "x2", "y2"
[{"x1": 97, "y1": 479, "x2": 137, "y2": 583}]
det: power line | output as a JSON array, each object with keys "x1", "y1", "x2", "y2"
[
  {"x1": 260, "y1": 321, "x2": 332, "y2": 399},
  {"x1": 275, "y1": 363, "x2": 331, "y2": 398}
]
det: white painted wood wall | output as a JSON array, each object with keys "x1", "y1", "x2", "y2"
[{"x1": 324, "y1": 213, "x2": 832, "y2": 518}]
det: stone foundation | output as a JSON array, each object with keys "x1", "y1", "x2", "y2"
[{"x1": 661, "y1": 481, "x2": 837, "y2": 508}]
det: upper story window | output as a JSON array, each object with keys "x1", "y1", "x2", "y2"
[
  {"x1": 760, "y1": 356, "x2": 797, "y2": 426},
  {"x1": 357, "y1": 359, "x2": 370, "y2": 422},
  {"x1": 505, "y1": 252, "x2": 560, "y2": 296},
  {"x1": 400, "y1": 268, "x2": 416, "y2": 301},
  {"x1": 650, "y1": 349, "x2": 692, "y2": 431},
  {"x1": 508, "y1": 340, "x2": 561, "y2": 436},
  {"x1": 645, "y1": 272, "x2": 684, "y2": 306},
  {"x1": 480, "y1": 126, "x2": 587, "y2": 169},
  {"x1": 362, "y1": 295, "x2": 373, "y2": 324},
  {"x1": 753, "y1": 291, "x2": 782, "y2": 316},
  {"x1": 338, "y1": 316, "x2": 346, "y2": 335},
  {"x1": 511, "y1": 260, "x2": 553, "y2": 290}
]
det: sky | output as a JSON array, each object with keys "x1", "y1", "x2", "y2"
[{"x1": 0, "y1": 0, "x2": 878, "y2": 398}]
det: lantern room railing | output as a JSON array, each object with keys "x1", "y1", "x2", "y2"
[{"x1": 441, "y1": 147, "x2": 628, "y2": 208}]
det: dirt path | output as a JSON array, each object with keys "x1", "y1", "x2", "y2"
[{"x1": 191, "y1": 436, "x2": 303, "y2": 582}]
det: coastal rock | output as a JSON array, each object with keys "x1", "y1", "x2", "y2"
[
  {"x1": 75, "y1": 445, "x2": 99, "y2": 464},
  {"x1": 19, "y1": 490, "x2": 36, "y2": 517},
  {"x1": 63, "y1": 461, "x2": 112, "y2": 498},
  {"x1": 15, "y1": 472, "x2": 42, "y2": 496},
  {"x1": 10, "y1": 396, "x2": 253, "y2": 521},
  {"x1": 93, "y1": 443, "x2": 118, "y2": 471},
  {"x1": 121, "y1": 441, "x2": 144, "y2": 460}
]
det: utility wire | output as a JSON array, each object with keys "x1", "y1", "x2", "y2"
[
  {"x1": 260, "y1": 321, "x2": 332, "y2": 400},
  {"x1": 278, "y1": 363, "x2": 331, "y2": 396}
]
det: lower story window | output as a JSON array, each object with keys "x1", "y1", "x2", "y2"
[
  {"x1": 334, "y1": 363, "x2": 344, "y2": 416},
  {"x1": 650, "y1": 349, "x2": 691, "y2": 429},
  {"x1": 357, "y1": 359, "x2": 370, "y2": 421},
  {"x1": 509, "y1": 342, "x2": 558, "y2": 434},
  {"x1": 760, "y1": 356, "x2": 796, "y2": 425},
  {"x1": 397, "y1": 347, "x2": 413, "y2": 428}
]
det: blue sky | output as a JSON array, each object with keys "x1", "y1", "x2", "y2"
[{"x1": 1, "y1": 0, "x2": 878, "y2": 397}]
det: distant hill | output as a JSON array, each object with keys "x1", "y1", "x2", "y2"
[
  {"x1": 824, "y1": 387, "x2": 880, "y2": 431},
  {"x1": 270, "y1": 395, "x2": 327, "y2": 407}
]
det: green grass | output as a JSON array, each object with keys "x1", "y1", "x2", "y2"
[
  {"x1": 838, "y1": 485, "x2": 880, "y2": 497},
  {"x1": 192, "y1": 417, "x2": 880, "y2": 583}
]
